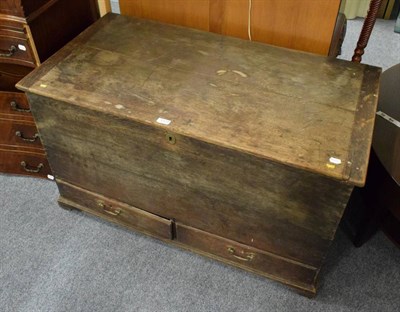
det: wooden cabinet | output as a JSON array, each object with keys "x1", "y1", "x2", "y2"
[
  {"x1": 0, "y1": 0, "x2": 98, "y2": 178},
  {"x1": 17, "y1": 14, "x2": 380, "y2": 296},
  {"x1": 119, "y1": 0, "x2": 342, "y2": 56}
]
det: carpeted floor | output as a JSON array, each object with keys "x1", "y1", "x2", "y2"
[
  {"x1": 1, "y1": 175, "x2": 399, "y2": 312},
  {"x1": 1, "y1": 18, "x2": 399, "y2": 312},
  {"x1": 338, "y1": 18, "x2": 399, "y2": 70}
]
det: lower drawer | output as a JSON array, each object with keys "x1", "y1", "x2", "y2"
[
  {"x1": 57, "y1": 179, "x2": 173, "y2": 240},
  {"x1": 0, "y1": 148, "x2": 50, "y2": 177},
  {"x1": 0, "y1": 117, "x2": 42, "y2": 148},
  {"x1": 0, "y1": 91, "x2": 32, "y2": 116},
  {"x1": 175, "y1": 223, "x2": 318, "y2": 294},
  {"x1": 0, "y1": 63, "x2": 32, "y2": 92}
]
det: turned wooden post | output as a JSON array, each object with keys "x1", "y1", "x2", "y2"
[{"x1": 352, "y1": 0, "x2": 382, "y2": 63}]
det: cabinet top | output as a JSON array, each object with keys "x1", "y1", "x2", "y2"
[{"x1": 17, "y1": 14, "x2": 381, "y2": 186}]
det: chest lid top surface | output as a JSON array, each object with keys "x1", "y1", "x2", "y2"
[{"x1": 17, "y1": 13, "x2": 381, "y2": 186}]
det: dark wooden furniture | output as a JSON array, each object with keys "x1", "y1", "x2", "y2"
[
  {"x1": 0, "y1": 0, "x2": 98, "y2": 178},
  {"x1": 343, "y1": 64, "x2": 400, "y2": 247},
  {"x1": 17, "y1": 14, "x2": 381, "y2": 296}
]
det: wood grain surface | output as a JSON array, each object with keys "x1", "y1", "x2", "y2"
[
  {"x1": 0, "y1": 116, "x2": 42, "y2": 148},
  {"x1": 26, "y1": 92, "x2": 353, "y2": 269},
  {"x1": 0, "y1": 91, "x2": 31, "y2": 116},
  {"x1": 0, "y1": 146, "x2": 50, "y2": 177},
  {"x1": 17, "y1": 14, "x2": 381, "y2": 295},
  {"x1": 27, "y1": 0, "x2": 99, "y2": 62},
  {"x1": 176, "y1": 223, "x2": 318, "y2": 294},
  {"x1": 120, "y1": 0, "x2": 341, "y2": 55},
  {"x1": 120, "y1": 0, "x2": 210, "y2": 31},
  {"x1": 58, "y1": 179, "x2": 173, "y2": 240},
  {"x1": 0, "y1": 64, "x2": 32, "y2": 92},
  {"x1": 18, "y1": 14, "x2": 381, "y2": 186},
  {"x1": 56, "y1": 176, "x2": 320, "y2": 294},
  {"x1": 249, "y1": 0, "x2": 341, "y2": 55}
]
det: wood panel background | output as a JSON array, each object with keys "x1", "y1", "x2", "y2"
[{"x1": 119, "y1": 0, "x2": 341, "y2": 55}]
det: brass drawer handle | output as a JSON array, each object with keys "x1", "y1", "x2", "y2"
[
  {"x1": 10, "y1": 101, "x2": 31, "y2": 113},
  {"x1": 227, "y1": 246, "x2": 255, "y2": 262},
  {"x1": 97, "y1": 201, "x2": 122, "y2": 216},
  {"x1": 0, "y1": 45, "x2": 17, "y2": 57},
  {"x1": 16, "y1": 131, "x2": 39, "y2": 142},
  {"x1": 20, "y1": 161, "x2": 43, "y2": 173}
]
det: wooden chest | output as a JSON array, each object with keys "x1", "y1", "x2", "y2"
[{"x1": 17, "y1": 14, "x2": 381, "y2": 296}]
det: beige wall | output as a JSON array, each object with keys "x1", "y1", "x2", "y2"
[
  {"x1": 98, "y1": 0, "x2": 111, "y2": 16},
  {"x1": 342, "y1": 0, "x2": 370, "y2": 19}
]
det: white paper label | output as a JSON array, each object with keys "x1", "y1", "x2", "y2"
[
  {"x1": 156, "y1": 117, "x2": 171, "y2": 125},
  {"x1": 47, "y1": 174, "x2": 55, "y2": 180},
  {"x1": 329, "y1": 157, "x2": 342, "y2": 165},
  {"x1": 18, "y1": 44, "x2": 26, "y2": 51}
]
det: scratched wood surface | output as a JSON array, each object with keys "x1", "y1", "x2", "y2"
[
  {"x1": 25, "y1": 93, "x2": 353, "y2": 268},
  {"x1": 17, "y1": 14, "x2": 380, "y2": 186},
  {"x1": 24, "y1": 93, "x2": 353, "y2": 294},
  {"x1": 16, "y1": 14, "x2": 382, "y2": 295}
]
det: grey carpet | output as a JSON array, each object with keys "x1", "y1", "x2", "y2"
[
  {"x1": 1, "y1": 176, "x2": 399, "y2": 312},
  {"x1": 1, "y1": 18, "x2": 400, "y2": 312},
  {"x1": 338, "y1": 18, "x2": 400, "y2": 70}
]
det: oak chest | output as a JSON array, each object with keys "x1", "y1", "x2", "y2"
[{"x1": 17, "y1": 14, "x2": 381, "y2": 296}]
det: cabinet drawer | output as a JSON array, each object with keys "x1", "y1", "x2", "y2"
[
  {"x1": 176, "y1": 223, "x2": 317, "y2": 293},
  {"x1": 0, "y1": 34, "x2": 36, "y2": 67},
  {"x1": 57, "y1": 179, "x2": 173, "y2": 240},
  {"x1": 0, "y1": 148, "x2": 50, "y2": 177},
  {"x1": 0, "y1": 63, "x2": 32, "y2": 92},
  {"x1": 0, "y1": 117, "x2": 42, "y2": 148},
  {"x1": 0, "y1": 25, "x2": 25, "y2": 38},
  {"x1": 0, "y1": 15, "x2": 26, "y2": 31},
  {"x1": 0, "y1": 91, "x2": 32, "y2": 117}
]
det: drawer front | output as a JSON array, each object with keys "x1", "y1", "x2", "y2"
[
  {"x1": 176, "y1": 223, "x2": 317, "y2": 293},
  {"x1": 0, "y1": 34, "x2": 35, "y2": 67},
  {"x1": 0, "y1": 147, "x2": 50, "y2": 177},
  {"x1": 0, "y1": 25, "x2": 25, "y2": 38},
  {"x1": 0, "y1": 63, "x2": 32, "y2": 92},
  {"x1": 0, "y1": 16, "x2": 26, "y2": 37},
  {"x1": 57, "y1": 179, "x2": 173, "y2": 240},
  {"x1": 0, "y1": 91, "x2": 32, "y2": 117},
  {"x1": 0, "y1": 117, "x2": 42, "y2": 148}
]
